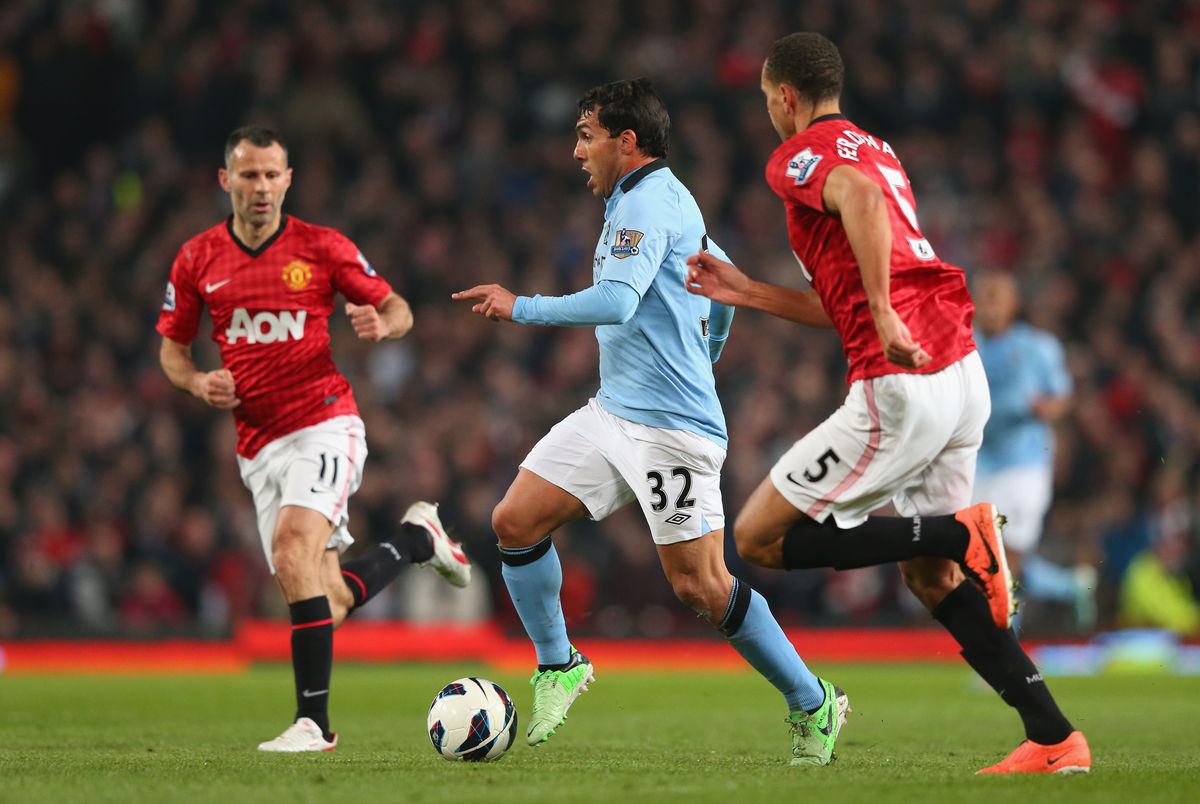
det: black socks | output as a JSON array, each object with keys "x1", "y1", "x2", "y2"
[
  {"x1": 290, "y1": 595, "x2": 334, "y2": 740},
  {"x1": 780, "y1": 515, "x2": 969, "y2": 570},
  {"x1": 933, "y1": 581, "x2": 1074, "y2": 745},
  {"x1": 340, "y1": 523, "x2": 433, "y2": 609}
]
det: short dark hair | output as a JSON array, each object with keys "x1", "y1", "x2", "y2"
[
  {"x1": 576, "y1": 78, "x2": 670, "y2": 159},
  {"x1": 224, "y1": 125, "x2": 288, "y2": 166},
  {"x1": 764, "y1": 32, "x2": 844, "y2": 103}
]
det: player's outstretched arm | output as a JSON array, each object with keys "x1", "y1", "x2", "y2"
[
  {"x1": 452, "y1": 284, "x2": 517, "y2": 321},
  {"x1": 823, "y1": 165, "x2": 930, "y2": 369},
  {"x1": 452, "y1": 281, "x2": 639, "y2": 327},
  {"x1": 685, "y1": 251, "x2": 833, "y2": 328},
  {"x1": 159, "y1": 337, "x2": 240, "y2": 409},
  {"x1": 346, "y1": 292, "x2": 412, "y2": 341}
]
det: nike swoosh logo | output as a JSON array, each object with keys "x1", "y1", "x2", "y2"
[
  {"x1": 310, "y1": 486, "x2": 330, "y2": 494},
  {"x1": 979, "y1": 532, "x2": 1000, "y2": 575},
  {"x1": 785, "y1": 472, "x2": 808, "y2": 487},
  {"x1": 205, "y1": 279, "x2": 232, "y2": 293},
  {"x1": 425, "y1": 517, "x2": 470, "y2": 565},
  {"x1": 301, "y1": 689, "x2": 328, "y2": 698},
  {"x1": 1046, "y1": 753, "x2": 1068, "y2": 766}
]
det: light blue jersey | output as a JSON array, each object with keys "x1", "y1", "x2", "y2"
[
  {"x1": 591, "y1": 162, "x2": 729, "y2": 447},
  {"x1": 512, "y1": 161, "x2": 731, "y2": 445},
  {"x1": 976, "y1": 321, "x2": 1071, "y2": 475}
]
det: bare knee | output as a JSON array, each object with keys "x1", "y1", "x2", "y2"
[
  {"x1": 900, "y1": 558, "x2": 964, "y2": 610},
  {"x1": 272, "y1": 525, "x2": 318, "y2": 597},
  {"x1": 669, "y1": 571, "x2": 731, "y2": 624},
  {"x1": 733, "y1": 513, "x2": 783, "y2": 569},
  {"x1": 491, "y1": 500, "x2": 535, "y2": 549}
]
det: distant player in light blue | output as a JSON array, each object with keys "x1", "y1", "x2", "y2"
[
  {"x1": 454, "y1": 78, "x2": 844, "y2": 765},
  {"x1": 972, "y1": 271, "x2": 1094, "y2": 627}
]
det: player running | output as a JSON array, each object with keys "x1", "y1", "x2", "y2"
[
  {"x1": 157, "y1": 126, "x2": 471, "y2": 752},
  {"x1": 454, "y1": 79, "x2": 848, "y2": 766},
  {"x1": 685, "y1": 34, "x2": 1090, "y2": 774},
  {"x1": 972, "y1": 271, "x2": 1093, "y2": 628}
]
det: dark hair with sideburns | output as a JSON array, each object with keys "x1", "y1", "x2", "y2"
[{"x1": 577, "y1": 78, "x2": 670, "y2": 159}]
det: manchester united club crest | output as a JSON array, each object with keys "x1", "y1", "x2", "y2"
[
  {"x1": 611, "y1": 228, "x2": 644, "y2": 259},
  {"x1": 282, "y1": 260, "x2": 313, "y2": 291}
]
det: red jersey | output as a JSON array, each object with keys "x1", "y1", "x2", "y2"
[
  {"x1": 156, "y1": 215, "x2": 393, "y2": 458},
  {"x1": 765, "y1": 115, "x2": 975, "y2": 383}
]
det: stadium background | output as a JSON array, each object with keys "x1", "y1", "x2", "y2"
[{"x1": 0, "y1": 0, "x2": 1196, "y2": 646}]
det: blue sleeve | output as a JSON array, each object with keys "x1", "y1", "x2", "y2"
[
  {"x1": 598, "y1": 188, "x2": 679, "y2": 296},
  {"x1": 707, "y1": 301, "x2": 734, "y2": 362},
  {"x1": 512, "y1": 279, "x2": 640, "y2": 326},
  {"x1": 1037, "y1": 334, "x2": 1072, "y2": 398},
  {"x1": 703, "y1": 237, "x2": 735, "y2": 362}
]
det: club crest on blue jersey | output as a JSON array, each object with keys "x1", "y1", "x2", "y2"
[
  {"x1": 611, "y1": 228, "x2": 644, "y2": 259},
  {"x1": 356, "y1": 250, "x2": 377, "y2": 276},
  {"x1": 163, "y1": 281, "x2": 176, "y2": 311},
  {"x1": 786, "y1": 148, "x2": 822, "y2": 185}
]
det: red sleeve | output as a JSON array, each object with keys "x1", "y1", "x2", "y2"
[
  {"x1": 766, "y1": 135, "x2": 843, "y2": 214},
  {"x1": 155, "y1": 244, "x2": 203, "y2": 344},
  {"x1": 326, "y1": 231, "x2": 392, "y2": 306}
]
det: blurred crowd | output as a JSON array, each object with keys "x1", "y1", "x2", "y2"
[{"x1": 1, "y1": 0, "x2": 1197, "y2": 640}]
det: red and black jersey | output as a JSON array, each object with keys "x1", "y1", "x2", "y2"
[
  {"x1": 156, "y1": 215, "x2": 393, "y2": 458},
  {"x1": 765, "y1": 115, "x2": 975, "y2": 383}
]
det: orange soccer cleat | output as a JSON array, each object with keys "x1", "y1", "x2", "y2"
[
  {"x1": 955, "y1": 502, "x2": 1015, "y2": 629},
  {"x1": 977, "y1": 731, "x2": 1091, "y2": 775}
]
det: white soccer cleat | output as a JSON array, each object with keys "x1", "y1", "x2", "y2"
[
  {"x1": 403, "y1": 501, "x2": 471, "y2": 588},
  {"x1": 256, "y1": 717, "x2": 337, "y2": 752}
]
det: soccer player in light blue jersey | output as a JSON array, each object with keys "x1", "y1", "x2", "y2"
[
  {"x1": 971, "y1": 272, "x2": 1094, "y2": 627},
  {"x1": 454, "y1": 78, "x2": 846, "y2": 765}
]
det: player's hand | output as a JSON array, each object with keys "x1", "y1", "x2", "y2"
[
  {"x1": 685, "y1": 251, "x2": 751, "y2": 306},
  {"x1": 873, "y1": 306, "x2": 931, "y2": 369},
  {"x1": 193, "y1": 369, "x2": 240, "y2": 409},
  {"x1": 451, "y1": 284, "x2": 516, "y2": 321},
  {"x1": 346, "y1": 301, "x2": 389, "y2": 341}
]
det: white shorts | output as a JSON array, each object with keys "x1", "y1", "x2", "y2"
[
  {"x1": 236, "y1": 415, "x2": 367, "y2": 573},
  {"x1": 770, "y1": 351, "x2": 990, "y2": 527},
  {"x1": 972, "y1": 464, "x2": 1053, "y2": 553},
  {"x1": 520, "y1": 399, "x2": 726, "y2": 545}
]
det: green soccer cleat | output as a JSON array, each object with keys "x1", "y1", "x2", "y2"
[
  {"x1": 787, "y1": 679, "x2": 850, "y2": 766},
  {"x1": 526, "y1": 647, "x2": 594, "y2": 746}
]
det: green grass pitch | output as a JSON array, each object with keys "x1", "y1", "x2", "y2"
[{"x1": 1, "y1": 663, "x2": 1197, "y2": 803}]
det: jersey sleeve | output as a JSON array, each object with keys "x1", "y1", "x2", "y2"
[
  {"x1": 703, "y1": 237, "x2": 735, "y2": 362},
  {"x1": 513, "y1": 280, "x2": 640, "y2": 327},
  {"x1": 327, "y1": 231, "x2": 393, "y2": 307},
  {"x1": 598, "y1": 189, "x2": 680, "y2": 296},
  {"x1": 155, "y1": 244, "x2": 203, "y2": 344},
  {"x1": 1036, "y1": 333, "x2": 1073, "y2": 398},
  {"x1": 766, "y1": 137, "x2": 843, "y2": 214}
]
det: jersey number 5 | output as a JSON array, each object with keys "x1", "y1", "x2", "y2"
[{"x1": 878, "y1": 165, "x2": 936, "y2": 260}]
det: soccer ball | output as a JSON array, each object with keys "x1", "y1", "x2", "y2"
[{"x1": 427, "y1": 677, "x2": 518, "y2": 762}]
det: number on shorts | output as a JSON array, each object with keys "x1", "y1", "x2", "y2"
[
  {"x1": 646, "y1": 468, "x2": 696, "y2": 512},
  {"x1": 318, "y1": 452, "x2": 340, "y2": 488},
  {"x1": 671, "y1": 467, "x2": 695, "y2": 509},
  {"x1": 803, "y1": 449, "x2": 841, "y2": 483}
]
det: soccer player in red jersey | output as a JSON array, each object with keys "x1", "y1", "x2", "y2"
[
  {"x1": 686, "y1": 34, "x2": 1090, "y2": 774},
  {"x1": 157, "y1": 126, "x2": 471, "y2": 752}
]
